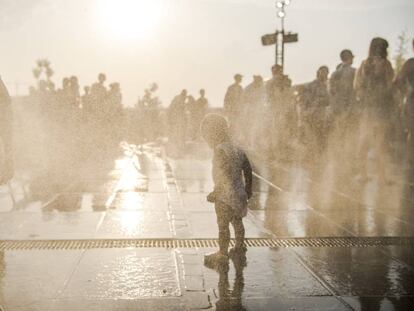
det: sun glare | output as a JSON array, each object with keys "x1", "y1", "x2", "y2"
[{"x1": 99, "y1": 0, "x2": 164, "y2": 41}]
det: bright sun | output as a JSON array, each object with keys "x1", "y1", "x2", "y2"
[{"x1": 100, "y1": 0, "x2": 164, "y2": 41}]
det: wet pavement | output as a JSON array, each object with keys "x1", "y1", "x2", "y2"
[{"x1": 0, "y1": 142, "x2": 413, "y2": 310}]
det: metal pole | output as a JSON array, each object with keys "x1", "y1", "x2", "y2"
[
  {"x1": 275, "y1": 31, "x2": 279, "y2": 65},
  {"x1": 281, "y1": 16, "x2": 285, "y2": 73}
]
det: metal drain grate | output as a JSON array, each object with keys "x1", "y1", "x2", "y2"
[{"x1": 0, "y1": 237, "x2": 413, "y2": 251}]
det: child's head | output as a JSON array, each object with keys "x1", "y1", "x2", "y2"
[{"x1": 200, "y1": 114, "x2": 229, "y2": 148}]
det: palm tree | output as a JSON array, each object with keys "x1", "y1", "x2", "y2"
[
  {"x1": 32, "y1": 58, "x2": 54, "y2": 89},
  {"x1": 394, "y1": 30, "x2": 409, "y2": 73}
]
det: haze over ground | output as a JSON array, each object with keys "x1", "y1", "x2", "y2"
[{"x1": 0, "y1": 0, "x2": 413, "y2": 106}]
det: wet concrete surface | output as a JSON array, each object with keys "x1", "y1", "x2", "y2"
[{"x1": 0, "y1": 142, "x2": 413, "y2": 310}]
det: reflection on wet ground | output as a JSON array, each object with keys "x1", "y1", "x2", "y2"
[{"x1": 0, "y1": 141, "x2": 413, "y2": 310}]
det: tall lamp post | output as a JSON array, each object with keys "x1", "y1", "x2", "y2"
[
  {"x1": 261, "y1": 0, "x2": 298, "y2": 73},
  {"x1": 276, "y1": 0, "x2": 289, "y2": 70}
]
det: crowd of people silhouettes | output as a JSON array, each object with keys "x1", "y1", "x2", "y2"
[
  {"x1": 216, "y1": 37, "x2": 414, "y2": 184},
  {"x1": 1, "y1": 36, "x2": 414, "y2": 186}
]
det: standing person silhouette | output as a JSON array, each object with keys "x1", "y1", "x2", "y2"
[
  {"x1": 194, "y1": 89, "x2": 209, "y2": 139},
  {"x1": 90, "y1": 73, "x2": 108, "y2": 117},
  {"x1": 168, "y1": 90, "x2": 188, "y2": 149},
  {"x1": 330, "y1": 49, "x2": 356, "y2": 118},
  {"x1": 224, "y1": 74, "x2": 244, "y2": 138},
  {"x1": 354, "y1": 37, "x2": 394, "y2": 183},
  {"x1": 201, "y1": 114, "x2": 252, "y2": 266},
  {"x1": 299, "y1": 66, "x2": 331, "y2": 156},
  {"x1": 394, "y1": 39, "x2": 414, "y2": 161},
  {"x1": 0, "y1": 77, "x2": 13, "y2": 184}
]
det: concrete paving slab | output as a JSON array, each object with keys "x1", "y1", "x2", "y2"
[
  {"x1": 62, "y1": 249, "x2": 181, "y2": 299},
  {"x1": 250, "y1": 190, "x2": 312, "y2": 212},
  {"x1": 180, "y1": 193, "x2": 215, "y2": 212},
  {"x1": 176, "y1": 179, "x2": 213, "y2": 194},
  {"x1": 184, "y1": 275, "x2": 204, "y2": 292},
  {"x1": 0, "y1": 250, "x2": 82, "y2": 308},
  {"x1": 242, "y1": 297, "x2": 351, "y2": 311},
  {"x1": 0, "y1": 194, "x2": 24, "y2": 212},
  {"x1": 70, "y1": 179, "x2": 120, "y2": 193},
  {"x1": 183, "y1": 292, "x2": 211, "y2": 310},
  {"x1": 96, "y1": 211, "x2": 173, "y2": 238},
  {"x1": 383, "y1": 245, "x2": 414, "y2": 267},
  {"x1": 42, "y1": 193, "x2": 117, "y2": 212},
  {"x1": 183, "y1": 264, "x2": 204, "y2": 276},
  {"x1": 0, "y1": 299, "x2": 54, "y2": 311},
  {"x1": 179, "y1": 253, "x2": 204, "y2": 265},
  {"x1": 294, "y1": 247, "x2": 414, "y2": 296},
  {"x1": 49, "y1": 298, "x2": 187, "y2": 311},
  {"x1": 0, "y1": 212, "x2": 105, "y2": 239},
  {"x1": 2, "y1": 199, "x2": 44, "y2": 213},
  {"x1": 343, "y1": 296, "x2": 414, "y2": 311},
  {"x1": 254, "y1": 209, "x2": 353, "y2": 237},
  {"x1": 202, "y1": 247, "x2": 331, "y2": 298},
  {"x1": 316, "y1": 210, "x2": 414, "y2": 237},
  {"x1": 147, "y1": 180, "x2": 166, "y2": 192},
  {"x1": 110, "y1": 192, "x2": 169, "y2": 212}
]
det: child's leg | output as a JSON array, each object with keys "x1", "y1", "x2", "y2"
[
  {"x1": 215, "y1": 203, "x2": 232, "y2": 255},
  {"x1": 231, "y1": 216, "x2": 245, "y2": 248}
]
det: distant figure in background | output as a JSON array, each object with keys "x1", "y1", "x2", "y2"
[
  {"x1": 243, "y1": 75, "x2": 266, "y2": 117},
  {"x1": 190, "y1": 89, "x2": 209, "y2": 140},
  {"x1": 81, "y1": 86, "x2": 91, "y2": 111},
  {"x1": 168, "y1": 89, "x2": 188, "y2": 148},
  {"x1": 105, "y1": 82, "x2": 123, "y2": 141},
  {"x1": 186, "y1": 94, "x2": 196, "y2": 140},
  {"x1": 394, "y1": 38, "x2": 414, "y2": 157},
  {"x1": 224, "y1": 74, "x2": 244, "y2": 129},
  {"x1": 355, "y1": 38, "x2": 394, "y2": 120},
  {"x1": 91, "y1": 73, "x2": 108, "y2": 114},
  {"x1": 0, "y1": 77, "x2": 13, "y2": 184},
  {"x1": 354, "y1": 37, "x2": 394, "y2": 182},
  {"x1": 69, "y1": 76, "x2": 80, "y2": 107},
  {"x1": 265, "y1": 65, "x2": 293, "y2": 154},
  {"x1": 57, "y1": 77, "x2": 71, "y2": 105},
  {"x1": 266, "y1": 64, "x2": 291, "y2": 109},
  {"x1": 242, "y1": 75, "x2": 266, "y2": 148},
  {"x1": 299, "y1": 66, "x2": 330, "y2": 154},
  {"x1": 201, "y1": 114, "x2": 252, "y2": 267},
  {"x1": 107, "y1": 83, "x2": 122, "y2": 111},
  {"x1": 329, "y1": 49, "x2": 356, "y2": 117},
  {"x1": 136, "y1": 83, "x2": 162, "y2": 142}
]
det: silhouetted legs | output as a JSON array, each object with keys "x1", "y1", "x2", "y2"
[{"x1": 215, "y1": 202, "x2": 245, "y2": 255}]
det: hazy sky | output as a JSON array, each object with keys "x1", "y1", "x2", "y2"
[{"x1": 1, "y1": 0, "x2": 413, "y2": 106}]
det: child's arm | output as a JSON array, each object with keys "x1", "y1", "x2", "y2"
[{"x1": 242, "y1": 154, "x2": 253, "y2": 199}]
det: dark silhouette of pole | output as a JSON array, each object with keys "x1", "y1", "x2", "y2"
[
  {"x1": 276, "y1": 0, "x2": 289, "y2": 72},
  {"x1": 262, "y1": 0, "x2": 297, "y2": 71}
]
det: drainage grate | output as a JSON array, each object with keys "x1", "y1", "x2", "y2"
[{"x1": 0, "y1": 237, "x2": 413, "y2": 251}]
